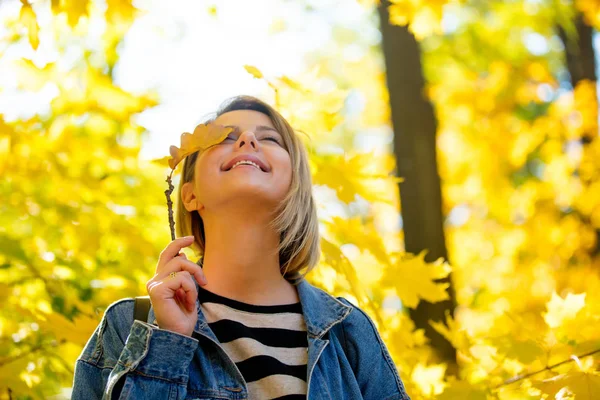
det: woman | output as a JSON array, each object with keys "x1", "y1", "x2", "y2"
[{"x1": 72, "y1": 96, "x2": 410, "y2": 400}]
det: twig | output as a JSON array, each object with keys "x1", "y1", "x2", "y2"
[
  {"x1": 165, "y1": 169, "x2": 176, "y2": 241},
  {"x1": 0, "y1": 342, "x2": 45, "y2": 367},
  {"x1": 496, "y1": 347, "x2": 600, "y2": 388}
]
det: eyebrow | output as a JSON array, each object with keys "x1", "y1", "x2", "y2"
[{"x1": 223, "y1": 125, "x2": 281, "y2": 135}]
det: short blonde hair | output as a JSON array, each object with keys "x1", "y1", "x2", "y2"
[{"x1": 176, "y1": 95, "x2": 319, "y2": 283}]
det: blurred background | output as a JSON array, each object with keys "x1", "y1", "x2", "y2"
[{"x1": 1, "y1": 0, "x2": 600, "y2": 398}]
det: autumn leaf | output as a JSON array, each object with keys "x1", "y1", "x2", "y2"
[
  {"x1": 63, "y1": 0, "x2": 90, "y2": 28},
  {"x1": 19, "y1": 1, "x2": 39, "y2": 50},
  {"x1": 320, "y1": 237, "x2": 371, "y2": 308},
  {"x1": 411, "y1": 363, "x2": 446, "y2": 396},
  {"x1": 430, "y1": 311, "x2": 471, "y2": 351},
  {"x1": 244, "y1": 65, "x2": 264, "y2": 79},
  {"x1": 437, "y1": 379, "x2": 489, "y2": 400},
  {"x1": 533, "y1": 369, "x2": 600, "y2": 399},
  {"x1": 168, "y1": 123, "x2": 233, "y2": 170},
  {"x1": 151, "y1": 156, "x2": 172, "y2": 168},
  {"x1": 544, "y1": 292, "x2": 586, "y2": 329},
  {"x1": 37, "y1": 311, "x2": 100, "y2": 346},
  {"x1": 312, "y1": 152, "x2": 401, "y2": 204},
  {"x1": 381, "y1": 251, "x2": 451, "y2": 308},
  {"x1": 324, "y1": 217, "x2": 391, "y2": 266}
]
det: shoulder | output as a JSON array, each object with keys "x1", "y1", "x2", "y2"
[
  {"x1": 334, "y1": 297, "x2": 394, "y2": 369},
  {"x1": 101, "y1": 298, "x2": 137, "y2": 342},
  {"x1": 335, "y1": 297, "x2": 378, "y2": 334},
  {"x1": 78, "y1": 298, "x2": 135, "y2": 366},
  {"x1": 102, "y1": 298, "x2": 135, "y2": 328},
  {"x1": 334, "y1": 297, "x2": 409, "y2": 398}
]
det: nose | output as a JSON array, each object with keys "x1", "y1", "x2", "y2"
[{"x1": 236, "y1": 130, "x2": 258, "y2": 150}]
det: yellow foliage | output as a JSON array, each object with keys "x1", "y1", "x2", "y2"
[
  {"x1": 388, "y1": 0, "x2": 460, "y2": 40},
  {"x1": 244, "y1": 64, "x2": 264, "y2": 79},
  {"x1": 543, "y1": 292, "x2": 586, "y2": 329},
  {"x1": 576, "y1": 0, "x2": 600, "y2": 29},
  {"x1": 19, "y1": 1, "x2": 39, "y2": 50},
  {"x1": 3, "y1": 0, "x2": 600, "y2": 398},
  {"x1": 382, "y1": 251, "x2": 451, "y2": 308},
  {"x1": 534, "y1": 367, "x2": 600, "y2": 399}
]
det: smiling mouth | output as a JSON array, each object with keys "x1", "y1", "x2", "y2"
[
  {"x1": 230, "y1": 164, "x2": 262, "y2": 171},
  {"x1": 226, "y1": 160, "x2": 266, "y2": 172}
]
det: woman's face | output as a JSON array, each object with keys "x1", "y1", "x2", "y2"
[{"x1": 183, "y1": 110, "x2": 292, "y2": 215}]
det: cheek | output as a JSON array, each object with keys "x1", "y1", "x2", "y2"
[
  {"x1": 193, "y1": 152, "x2": 219, "y2": 191},
  {"x1": 277, "y1": 154, "x2": 293, "y2": 187}
]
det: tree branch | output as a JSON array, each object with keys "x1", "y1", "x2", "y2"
[{"x1": 497, "y1": 348, "x2": 600, "y2": 388}]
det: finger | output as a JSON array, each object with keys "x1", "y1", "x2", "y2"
[
  {"x1": 158, "y1": 257, "x2": 207, "y2": 286},
  {"x1": 175, "y1": 287, "x2": 194, "y2": 312},
  {"x1": 157, "y1": 236, "x2": 195, "y2": 269},
  {"x1": 148, "y1": 271, "x2": 198, "y2": 308},
  {"x1": 175, "y1": 287, "x2": 185, "y2": 304}
]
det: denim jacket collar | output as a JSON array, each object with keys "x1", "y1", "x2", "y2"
[
  {"x1": 147, "y1": 279, "x2": 353, "y2": 341},
  {"x1": 295, "y1": 279, "x2": 352, "y2": 338}
]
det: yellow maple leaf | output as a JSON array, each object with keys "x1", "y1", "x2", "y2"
[
  {"x1": 430, "y1": 310, "x2": 471, "y2": 351},
  {"x1": 320, "y1": 237, "x2": 370, "y2": 307},
  {"x1": 382, "y1": 251, "x2": 451, "y2": 308},
  {"x1": 151, "y1": 156, "x2": 172, "y2": 168},
  {"x1": 37, "y1": 311, "x2": 100, "y2": 346},
  {"x1": 534, "y1": 368, "x2": 600, "y2": 399},
  {"x1": 168, "y1": 123, "x2": 233, "y2": 170},
  {"x1": 244, "y1": 65, "x2": 264, "y2": 79},
  {"x1": 437, "y1": 378, "x2": 488, "y2": 400},
  {"x1": 63, "y1": 0, "x2": 90, "y2": 28},
  {"x1": 544, "y1": 292, "x2": 586, "y2": 329},
  {"x1": 411, "y1": 363, "x2": 446, "y2": 396},
  {"x1": 19, "y1": 1, "x2": 39, "y2": 50}
]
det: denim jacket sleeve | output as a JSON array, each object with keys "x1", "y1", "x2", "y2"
[
  {"x1": 337, "y1": 298, "x2": 411, "y2": 400},
  {"x1": 72, "y1": 299, "x2": 199, "y2": 400}
]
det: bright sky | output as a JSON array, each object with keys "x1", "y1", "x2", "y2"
[
  {"x1": 0, "y1": 0, "x2": 370, "y2": 159},
  {"x1": 115, "y1": 0, "x2": 328, "y2": 160}
]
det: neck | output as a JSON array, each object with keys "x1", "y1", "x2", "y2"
[{"x1": 199, "y1": 206, "x2": 297, "y2": 305}]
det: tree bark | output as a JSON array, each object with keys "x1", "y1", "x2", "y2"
[
  {"x1": 377, "y1": 1, "x2": 457, "y2": 365},
  {"x1": 557, "y1": 14, "x2": 599, "y2": 259},
  {"x1": 558, "y1": 15, "x2": 596, "y2": 87}
]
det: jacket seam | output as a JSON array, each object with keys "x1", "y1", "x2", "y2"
[
  {"x1": 304, "y1": 284, "x2": 353, "y2": 338},
  {"x1": 116, "y1": 364, "x2": 182, "y2": 384},
  {"x1": 339, "y1": 312, "x2": 350, "y2": 363},
  {"x1": 76, "y1": 358, "x2": 115, "y2": 371},
  {"x1": 314, "y1": 305, "x2": 352, "y2": 339}
]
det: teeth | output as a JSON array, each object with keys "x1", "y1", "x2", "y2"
[{"x1": 231, "y1": 160, "x2": 261, "y2": 170}]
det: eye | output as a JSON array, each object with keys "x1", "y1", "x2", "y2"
[{"x1": 263, "y1": 136, "x2": 282, "y2": 145}]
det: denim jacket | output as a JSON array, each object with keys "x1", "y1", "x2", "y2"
[{"x1": 72, "y1": 279, "x2": 410, "y2": 400}]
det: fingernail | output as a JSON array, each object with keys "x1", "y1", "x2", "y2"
[{"x1": 185, "y1": 235, "x2": 194, "y2": 240}]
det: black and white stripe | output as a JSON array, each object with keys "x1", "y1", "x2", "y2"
[{"x1": 198, "y1": 286, "x2": 308, "y2": 399}]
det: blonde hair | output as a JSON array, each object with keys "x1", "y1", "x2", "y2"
[{"x1": 176, "y1": 95, "x2": 320, "y2": 283}]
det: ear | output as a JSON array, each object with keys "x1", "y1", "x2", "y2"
[{"x1": 181, "y1": 182, "x2": 199, "y2": 212}]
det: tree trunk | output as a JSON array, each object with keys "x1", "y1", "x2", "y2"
[
  {"x1": 557, "y1": 13, "x2": 599, "y2": 259},
  {"x1": 377, "y1": 1, "x2": 457, "y2": 365},
  {"x1": 558, "y1": 15, "x2": 596, "y2": 88}
]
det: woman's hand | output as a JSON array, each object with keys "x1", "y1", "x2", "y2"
[{"x1": 146, "y1": 236, "x2": 207, "y2": 337}]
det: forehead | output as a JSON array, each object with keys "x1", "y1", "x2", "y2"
[{"x1": 214, "y1": 110, "x2": 275, "y2": 129}]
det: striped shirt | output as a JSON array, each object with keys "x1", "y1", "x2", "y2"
[{"x1": 197, "y1": 286, "x2": 308, "y2": 400}]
